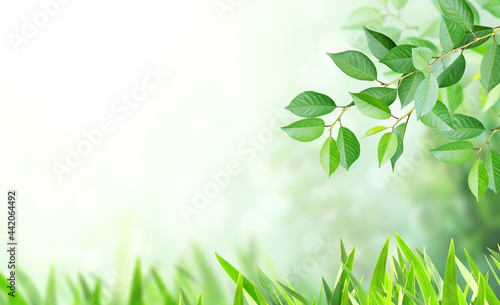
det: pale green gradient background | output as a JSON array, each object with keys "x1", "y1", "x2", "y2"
[{"x1": 0, "y1": 0, "x2": 499, "y2": 298}]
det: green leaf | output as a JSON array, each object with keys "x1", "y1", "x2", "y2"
[
  {"x1": 380, "y1": 45, "x2": 417, "y2": 73},
  {"x1": 350, "y1": 92, "x2": 392, "y2": 119},
  {"x1": 400, "y1": 37, "x2": 439, "y2": 54},
  {"x1": 437, "y1": 54, "x2": 466, "y2": 87},
  {"x1": 441, "y1": 84, "x2": 463, "y2": 112},
  {"x1": 480, "y1": 44, "x2": 500, "y2": 94},
  {"x1": 415, "y1": 74, "x2": 439, "y2": 118},
  {"x1": 437, "y1": 114, "x2": 484, "y2": 140},
  {"x1": 364, "y1": 26, "x2": 397, "y2": 60},
  {"x1": 420, "y1": 101, "x2": 455, "y2": 131},
  {"x1": 343, "y1": 7, "x2": 384, "y2": 30},
  {"x1": 216, "y1": 253, "x2": 261, "y2": 305},
  {"x1": 439, "y1": 0, "x2": 474, "y2": 32},
  {"x1": 285, "y1": 91, "x2": 336, "y2": 117},
  {"x1": 456, "y1": 25, "x2": 494, "y2": 49},
  {"x1": 399, "y1": 72, "x2": 426, "y2": 108},
  {"x1": 391, "y1": 123, "x2": 406, "y2": 170},
  {"x1": 327, "y1": 50, "x2": 378, "y2": 81},
  {"x1": 430, "y1": 141, "x2": 475, "y2": 164},
  {"x1": 468, "y1": 159, "x2": 489, "y2": 201},
  {"x1": 442, "y1": 240, "x2": 459, "y2": 305},
  {"x1": 360, "y1": 87, "x2": 398, "y2": 106},
  {"x1": 337, "y1": 127, "x2": 361, "y2": 170},
  {"x1": 485, "y1": 149, "x2": 500, "y2": 193},
  {"x1": 363, "y1": 126, "x2": 388, "y2": 138},
  {"x1": 129, "y1": 259, "x2": 144, "y2": 305},
  {"x1": 439, "y1": 16, "x2": 466, "y2": 51},
  {"x1": 181, "y1": 290, "x2": 192, "y2": 305},
  {"x1": 482, "y1": 1, "x2": 500, "y2": 18},
  {"x1": 412, "y1": 47, "x2": 433, "y2": 71},
  {"x1": 392, "y1": 0, "x2": 410, "y2": 10},
  {"x1": 370, "y1": 236, "x2": 390, "y2": 295},
  {"x1": 378, "y1": 133, "x2": 398, "y2": 167},
  {"x1": 276, "y1": 282, "x2": 310, "y2": 304},
  {"x1": 320, "y1": 137, "x2": 341, "y2": 177},
  {"x1": 233, "y1": 273, "x2": 244, "y2": 305},
  {"x1": 282, "y1": 118, "x2": 325, "y2": 142}
]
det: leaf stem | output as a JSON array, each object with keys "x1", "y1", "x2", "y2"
[
  {"x1": 384, "y1": 71, "x2": 418, "y2": 88},
  {"x1": 477, "y1": 129, "x2": 500, "y2": 155},
  {"x1": 392, "y1": 107, "x2": 415, "y2": 128},
  {"x1": 429, "y1": 28, "x2": 500, "y2": 66},
  {"x1": 327, "y1": 106, "x2": 351, "y2": 133}
]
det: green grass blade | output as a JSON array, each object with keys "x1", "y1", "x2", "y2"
[
  {"x1": 422, "y1": 248, "x2": 443, "y2": 300},
  {"x1": 340, "y1": 280, "x2": 350, "y2": 305},
  {"x1": 455, "y1": 255, "x2": 478, "y2": 296},
  {"x1": 180, "y1": 289, "x2": 192, "y2": 305},
  {"x1": 0, "y1": 271, "x2": 29, "y2": 305},
  {"x1": 402, "y1": 263, "x2": 415, "y2": 305},
  {"x1": 341, "y1": 263, "x2": 368, "y2": 305},
  {"x1": 196, "y1": 294, "x2": 202, "y2": 305},
  {"x1": 395, "y1": 233, "x2": 438, "y2": 305},
  {"x1": 370, "y1": 236, "x2": 390, "y2": 296},
  {"x1": 252, "y1": 282, "x2": 269, "y2": 305},
  {"x1": 78, "y1": 274, "x2": 92, "y2": 303},
  {"x1": 150, "y1": 267, "x2": 177, "y2": 305},
  {"x1": 276, "y1": 281, "x2": 309, "y2": 304},
  {"x1": 233, "y1": 273, "x2": 244, "y2": 305},
  {"x1": 475, "y1": 275, "x2": 486, "y2": 305},
  {"x1": 215, "y1": 253, "x2": 260, "y2": 305},
  {"x1": 128, "y1": 258, "x2": 143, "y2": 305},
  {"x1": 331, "y1": 247, "x2": 355, "y2": 305},
  {"x1": 484, "y1": 256, "x2": 500, "y2": 286},
  {"x1": 399, "y1": 286, "x2": 424, "y2": 305},
  {"x1": 257, "y1": 267, "x2": 285, "y2": 305},
  {"x1": 442, "y1": 240, "x2": 458, "y2": 305},
  {"x1": 17, "y1": 268, "x2": 42, "y2": 305},
  {"x1": 92, "y1": 279, "x2": 102, "y2": 305},
  {"x1": 43, "y1": 266, "x2": 57, "y2": 305},
  {"x1": 322, "y1": 278, "x2": 333, "y2": 304},
  {"x1": 464, "y1": 249, "x2": 481, "y2": 280},
  {"x1": 278, "y1": 288, "x2": 294, "y2": 305}
]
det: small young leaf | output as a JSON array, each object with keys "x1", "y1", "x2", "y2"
[
  {"x1": 480, "y1": 44, "x2": 500, "y2": 94},
  {"x1": 485, "y1": 150, "x2": 500, "y2": 193},
  {"x1": 282, "y1": 118, "x2": 325, "y2": 142},
  {"x1": 437, "y1": 114, "x2": 485, "y2": 140},
  {"x1": 437, "y1": 54, "x2": 466, "y2": 87},
  {"x1": 343, "y1": 7, "x2": 384, "y2": 30},
  {"x1": 468, "y1": 159, "x2": 489, "y2": 201},
  {"x1": 360, "y1": 87, "x2": 398, "y2": 106},
  {"x1": 285, "y1": 91, "x2": 336, "y2": 117},
  {"x1": 362, "y1": 126, "x2": 388, "y2": 138},
  {"x1": 439, "y1": 16, "x2": 466, "y2": 51},
  {"x1": 391, "y1": 123, "x2": 407, "y2": 170},
  {"x1": 364, "y1": 26, "x2": 397, "y2": 60},
  {"x1": 412, "y1": 47, "x2": 433, "y2": 71},
  {"x1": 399, "y1": 72, "x2": 426, "y2": 108},
  {"x1": 350, "y1": 92, "x2": 392, "y2": 119},
  {"x1": 380, "y1": 45, "x2": 417, "y2": 73},
  {"x1": 378, "y1": 133, "x2": 398, "y2": 167},
  {"x1": 327, "y1": 50, "x2": 378, "y2": 81},
  {"x1": 320, "y1": 137, "x2": 341, "y2": 177},
  {"x1": 415, "y1": 74, "x2": 439, "y2": 118},
  {"x1": 439, "y1": 0, "x2": 475, "y2": 32},
  {"x1": 337, "y1": 127, "x2": 361, "y2": 171},
  {"x1": 420, "y1": 101, "x2": 455, "y2": 131},
  {"x1": 430, "y1": 141, "x2": 475, "y2": 164}
]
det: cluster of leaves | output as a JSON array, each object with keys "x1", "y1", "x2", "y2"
[
  {"x1": 215, "y1": 234, "x2": 500, "y2": 305},
  {"x1": 281, "y1": 0, "x2": 500, "y2": 201}
]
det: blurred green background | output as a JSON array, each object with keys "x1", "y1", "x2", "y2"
[{"x1": 0, "y1": 0, "x2": 499, "y2": 302}]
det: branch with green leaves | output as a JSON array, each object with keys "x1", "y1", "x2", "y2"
[{"x1": 282, "y1": 0, "x2": 500, "y2": 201}]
